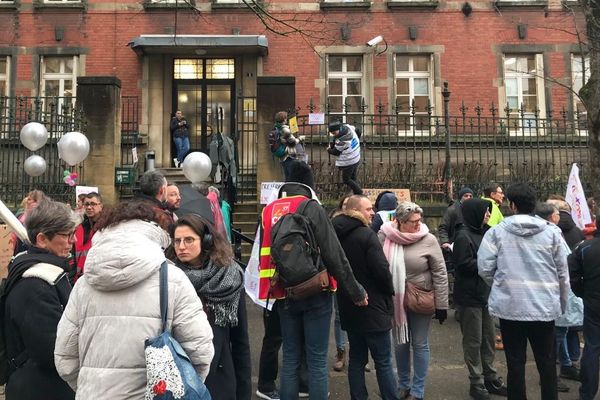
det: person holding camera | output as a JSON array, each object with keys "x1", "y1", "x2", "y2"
[{"x1": 170, "y1": 110, "x2": 190, "y2": 168}]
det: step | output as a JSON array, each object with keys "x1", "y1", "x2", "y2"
[
  {"x1": 233, "y1": 220, "x2": 259, "y2": 235},
  {"x1": 235, "y1": 202, "x2": 258, "y2": 213},
  {"x1": 234, "y1": 211, "x2": 260, "y2": 223}
]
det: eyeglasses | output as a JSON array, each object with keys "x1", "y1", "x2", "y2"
[
  {"x1": 54, "y1": 232, "x2": 76, "y2": 241},
  {"x1": 174, "y1": 237, "x2": 199, "y2": 247},
  {"x1": 404, "y1": 218, "x2": 422, "y2": 225},
  {"x1": 84, "y1": 202, "x2": 101, "y2": 207}
]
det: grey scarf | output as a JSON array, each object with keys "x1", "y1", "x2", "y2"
[{"x1": 180, "y1": 260, "x2": 244, "y2": 327}]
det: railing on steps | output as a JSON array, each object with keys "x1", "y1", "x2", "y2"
[{"x1": 231, "y1": 227, "x2": 255, "y2": 269}]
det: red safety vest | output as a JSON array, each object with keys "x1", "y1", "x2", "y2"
[{"x1": 258, "y1": 195, "x2": 337, "y2": 300}]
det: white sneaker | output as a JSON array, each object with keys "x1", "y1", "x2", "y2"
[{"x1": 173, "y1": 158, "x2": 179, "y2": 168}]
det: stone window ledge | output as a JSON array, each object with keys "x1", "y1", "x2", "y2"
[
  {"x1": 143, "y1": 0, "x2": 196, "y2": 9},
  {"x1": 33, "y1": 0, "x2": 86, "y2": 9},
  {"x1": 494, "y1": 0, "x2": 548, "y2": 8},
  {"x1": 0, "y1": 2, "x2": 18, "y2": 10},
  {"x1": 386, "y1": 0, "x2": 438, "y2": 8},
  {"x1": 320, "y1": 1, "x2": 371, "y2": 10}
]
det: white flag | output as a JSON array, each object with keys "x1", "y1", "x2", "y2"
[
  {"x1": 132, "y1": 147, "x2": 138, "y2": 164},
  {"x1": 565, "y1": 163, "x2": 591, "y2": 229}
]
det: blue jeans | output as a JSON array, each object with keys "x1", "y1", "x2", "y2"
[
  {"x1": 555, "y1": 326, "x2": 572, "y2": 367},
  {"x1": 580, "y1": 311, "x2": 600, "y2": 400},
  {"x1": 279, "y1": 292, "x2": 333, "y2": 400},
  {"x1": 333, "y1": 295, "x2": 347, "y2": 351},
  {"x1": 173, "y1": 136, "x2": 190, "y2": 163},
  {"x1": 348, "y1": 330, "x2": 400, "y2": 400},
  {"x1": 567, "y1": 328, "x2": 581, "y2": 362},
  {"x1": 394, "y1": 311, "x2": 433, "y2": 399}
]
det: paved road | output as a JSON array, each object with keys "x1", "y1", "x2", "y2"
[
  {"x1": 245, "y1": 297, "x2": 583, "y2": 400},
  {"x1": 0, "y1": 298, "x2": 582, "y2": 400}
]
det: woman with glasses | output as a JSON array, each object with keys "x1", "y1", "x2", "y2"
[
  {"x1": 3, "y1": 199, "x2": 80, "y2": 400},
  {"x1": 55, "y1": 201, "x2": 214, "y2": 399},
  {"x1": 168, "y1": 214, "x2": 251, "y2": 400},
  {"x1": 378, "y1": 202, "x2": 448, "y2": 400}
]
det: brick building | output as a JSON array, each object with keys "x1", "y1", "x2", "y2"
[{"x1": 0, "y1": 0, "x2": 588, "y2": 194}]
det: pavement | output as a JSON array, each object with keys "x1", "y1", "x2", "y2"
[
  {"x1": 0, "y1": 298, "x2": 583, "y2": 400},
  {"x1": 245, "y1": 298, "x2": 584, "y2": 400}
]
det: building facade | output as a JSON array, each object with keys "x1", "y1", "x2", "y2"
[{"x1": 0, "y1": 0, "x2": 588, "y2": 200}]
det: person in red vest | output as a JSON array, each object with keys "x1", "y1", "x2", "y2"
[
  {"x1": 73, "y1": 192, "x2": 103, "y2": 281},
  {"x1": 258, "y1": 182, "x2": 368, "y2": 400}
]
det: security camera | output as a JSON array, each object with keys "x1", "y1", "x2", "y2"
[{"x1": 366, "y1": 35, "x2": 384, "y2": 47}]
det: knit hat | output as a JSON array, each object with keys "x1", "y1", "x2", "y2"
[
  {"x1": 328, "y1": 120, "x2": 342, "y2": 133},
  {"x1": 458, "y1": 187, "x2": 474, "y2": 199}
]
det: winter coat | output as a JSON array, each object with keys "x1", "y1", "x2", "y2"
[
  {"x1": 371, "y1": 192, "x2": 398, "y2": 233},
  {"x1": 54, "y1": 220, "x2": 214, "y2": 400},
  {"x1": 3, "y1": 247, "x2": 75, "y2": 400},
  {"x1": 438, "y1": 201, "x2": 463, "y2": 244},
  {"x1": 170, "y1": 116, "x2": 189, "y2": 138},
  {"x1": 558, "y1": 210, "x2": 585, "y2": 250},
  {"x1": 176, "y1": 261, "x2": 251, "y2": 400},
  {"x1": 327, "y1": 124, "x2": 360, "y2": 167},
  {"x1": 478, "y1": 214, "x2": 570, "y2": 321},
  {"x1": 451, "y1": 199, "x2": 492, "y2": 307},
  {"x1": 568, "y1": 231, "x2": 600, "y2": 316},
  {"x1": 332, "y1": 211, "x2": 395, "y2": 334},
  {"x1": 378, "y1": 228, "x2": 449, "y2": 310},
  {"x1": 72, "y1": 216, "x2": 95, "y2": 281}
]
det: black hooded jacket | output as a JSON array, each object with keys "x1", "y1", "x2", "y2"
[
  {"x1": 332, "y1": 212, "x2": 394, "y2": 333},
  {"x1": 558, "y1": 210, "x2": 585, "y2": 250},
  {"x1": 451, "y1": 199, "x2": 492, "y2": 307}
]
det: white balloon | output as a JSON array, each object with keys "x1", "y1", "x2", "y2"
[
  {"x1": 23, "y1": 155, "x2": 47, "y2": 177},
  {"x1": 57, "y1": 131, "x2": 90, "y2": 166},
  {"x1": 182, "y1": 152, "x2": 212, "y2": 183},
  {"x1": 20, "y1": 122, "x2": 48, "y2": 151}
]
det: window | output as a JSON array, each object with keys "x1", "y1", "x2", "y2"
[
  {"x1": 40, "y1": 56, "x2": 78, "y2": 111},
  {"x1": 572, "y1": 54, "x2": 589, "y2": 134},
  {"x1": 327, "y1": 55, "x2": 364, "y2": 124},
  {"x1": 43, "y1": 0, "x2": 81, "y2": 2},
  {"x1": 502, "y1": 54, "x2": 546, "y2": 133},
  {"x1": 0, "y1": 56, "x2": 9, "y2": 96},
  {"x1": 395, "y1": 54, "x2": 433, "y2": 134},
  {"x1": 174, "y1": 59, "x2": 235, "y2": 79}
]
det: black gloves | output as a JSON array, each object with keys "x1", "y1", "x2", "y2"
[{"x1": 434, "y1": 309, "x2": 447, "y2": 325}]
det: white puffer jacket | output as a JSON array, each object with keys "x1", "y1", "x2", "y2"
[{"x1": 54, "y1": 220, "x2": 214, "y2": 399}]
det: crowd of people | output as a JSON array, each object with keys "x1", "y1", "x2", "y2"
[{"x1": 0, "y1": 111, "x2": 598, "y2": 400}]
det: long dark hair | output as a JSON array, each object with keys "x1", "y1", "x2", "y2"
[
  {"x1": 94, "y1": 201, "x2": 172, "y2": 233},
  {"x1": 170, "y1": 214, "x2": 233, "y2": 267}
]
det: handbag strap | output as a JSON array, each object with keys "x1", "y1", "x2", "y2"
[{"x1": 159, "y1": 261, "x2": 169, "y2": 333}]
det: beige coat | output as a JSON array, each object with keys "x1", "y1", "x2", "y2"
[{"x1": 54, "y1": 220, "x2": 214, "y2": 399}]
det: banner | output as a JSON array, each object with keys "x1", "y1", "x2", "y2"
[
  {"x1": 244, "y1": 229, "x2": 273, "y2": 311},
  {"x1": 565, "y1": 163, "x2": 592, "y2": 229},
  {"x1": 260, "y1": 182, "x2": 284, "y2": 205}
]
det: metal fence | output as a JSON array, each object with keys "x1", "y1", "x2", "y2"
[
  {"x1": 297, "y1": 91, "x2": 590, "y2": 203},
  {"x1": 0, "y1": 96, "x2": 86, "y2": 208}
]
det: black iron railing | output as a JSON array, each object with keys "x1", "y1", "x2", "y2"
[{"x1": 297, "y1": 94, "x2": 590, "y2": 203}]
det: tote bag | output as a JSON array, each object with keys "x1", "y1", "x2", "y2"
[{"x1": 144, "y1": 262, "x2": 212, "y2": 400}]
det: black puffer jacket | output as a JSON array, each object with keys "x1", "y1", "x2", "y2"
[
  {"x1": 438, "y1": 201, "x2": 463, "y2": 244},
  {"x1": 332, "y1": 211, "x2": 395, "y2": 333},
  {"x1": 558, "y1": 210, "x2": 585, "y2": 250},
  {"x1": 3, "y1": 247, "x2": 74, "y2": 400},
  {"x1": 452, "y1": 199, "x2": 492, "y2": 307},
  {"x1": 568, "y1": 231, "x2": 600, "y2": 316}
]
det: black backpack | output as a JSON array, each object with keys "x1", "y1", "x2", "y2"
[
  {"x1": 268, "y1": 126, "x2": 286, "y2": 158},
  {"x1": 270, "y1": 199, "x2": 323, "y2": 287}
]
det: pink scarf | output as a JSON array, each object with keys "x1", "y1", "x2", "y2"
[{"x1": 380, "y1": 221, "x2": 429, "y2": 344}]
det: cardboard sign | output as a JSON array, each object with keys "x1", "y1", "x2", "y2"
[
  {"x1": 76, "y1": 185, "x2": 99, "y2": 198},
  {"x1": 0, "y1": 224, "x2": 15, "y2": 279},
  {"x1": 363, "y1": 188, "x2": 411, "y2": 205},
  {"x1": 260, "y1": 182, "x2": 284, "y2": 205},
  {"x1": 288, "y1": 116, "x2": 299, "y2": 134}
]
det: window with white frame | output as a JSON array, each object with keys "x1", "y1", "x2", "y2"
[
  {"x1": 395, "y1": 54, "x2": 433, "y2": 134},
  {"x1": 40, "y1": 56, "x2": 78, "y2": 113},
  {"x1": 503, "y1": 54, "x2": 546, "y2": 131},
  {"x1": 327, "y1": 55, "x2": 364, "y2": 124},
  {"x1": 572, "y1": 54, "x2": 589, "y2": 133},
  {"x1": 43, "y1": 0, "x2": 81, "y2": 3},
  {"x1": 0, "y1": 56, "x2": 9, "y2": 96}
]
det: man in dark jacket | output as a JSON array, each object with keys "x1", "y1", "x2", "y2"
[
  {"x1": 371, "y1": 191, "x2": 398, "y2": 233},
  {"x1": 452, "y1": 199, "x2": 507, "y2": 400},
  {"x1": 332, "y1": 194, "x2": 399, "y2": 400},
  {"x1": 170, "y1": 109, "x2": 190, "y2": 167},
  {"x1": 568, "y1": 213, "x2": 600, "y2": 400},
  {"x1": 548, "y1": 199, "x2": 585, "y2": 250},
  {"x1": 438, "y1": 187, "x2": 474, "y2": 248},
  {"x1": 2, "y1": 200, "x2": 80, "y2": 400}
]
